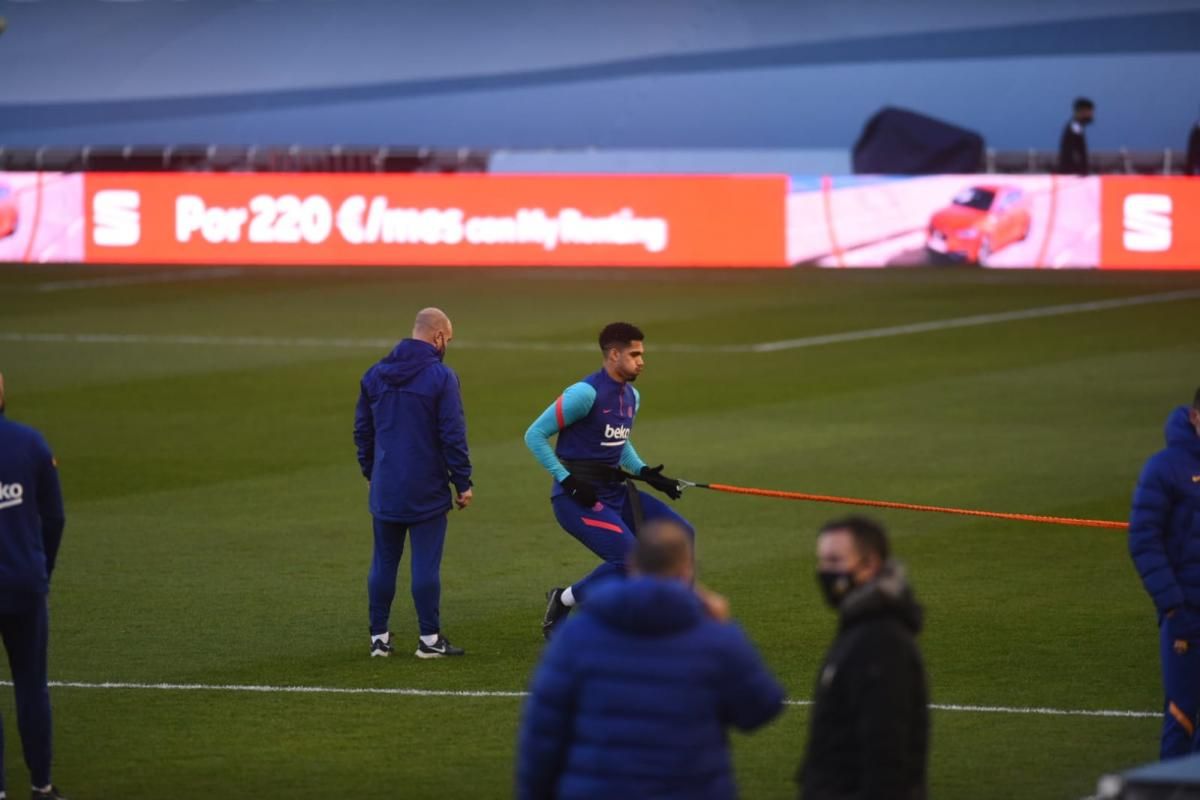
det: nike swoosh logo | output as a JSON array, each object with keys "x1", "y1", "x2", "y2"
[{"x1": 601, "y1": 409, "x2": 612, "y2": 414}]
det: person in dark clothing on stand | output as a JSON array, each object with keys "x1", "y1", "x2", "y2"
[
  {"x1": 1058, "y1": 97, "x2": 1095, "y2": 176},
  {"x1": 1186, "y1": 111, "x2": 1200, "y2": 175}
]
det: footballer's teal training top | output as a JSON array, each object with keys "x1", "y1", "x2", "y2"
[{"x1": 525, "y1": 368, "x2": 647, "y2": 503}]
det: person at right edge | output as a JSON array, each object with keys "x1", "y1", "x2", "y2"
[
  {"x1": 0, "y1": 373, "x2": 67, "y2": 800},
  {"x1": 1130, "y1": 387, "x2": 1200, "y2": 759},
  {"x1": 1058, "y1": 96, "x2": 1094, "y2": 176},
  {"x1": 798, "y1": 516, "x2": 928, "y2": 800},
  {"x1": 1186, "y1": 108, "x2": 1200, "y2": 176}
]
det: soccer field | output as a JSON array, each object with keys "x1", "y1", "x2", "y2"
[{"x1": 2, "y1": 263, "x2": 1199, "y2": 798}]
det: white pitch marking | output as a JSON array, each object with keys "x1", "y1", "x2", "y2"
[
  {"x1": 6, "y1": 680, "x2": 1158, "y2": 719},
  {"x1": 748, "y1": 288, "x2": 1200, "y2": 352},
  {"x1": 34, "y1": 268, "x2": 245, "y2": 292},
  {"x1": 2, "y1": 289, "x2": 1198, "y2": 354}
]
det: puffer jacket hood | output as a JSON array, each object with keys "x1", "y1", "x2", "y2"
[
  {"x1": 840, "y1": 562, "x2": 924, "y2": 635},
  {"x1": 583, "y1": 576, "x2": 703, "y2": 637},
  {"x1": 1165, "y1": 406, "x2": 1200, "y2": 456},
  {"x1": 376, "y1": 339, "x2": 442, "y2": 386}
]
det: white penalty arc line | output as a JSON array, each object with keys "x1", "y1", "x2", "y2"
[
  {"x1": 9, "y1": 680, "x2": 1158, "y2": 719},
  {"x1": 2, "y1": 289, "x2": 1198, "y2": 354}
]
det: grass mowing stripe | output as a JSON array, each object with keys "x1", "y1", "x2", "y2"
[
  {"x1": 18, "y1": 680, "x2": 1158, "y2": 718},
  {"x1": 3, "y1": 288, "x2": 1199, "y2": 355},
  {"x1": 35, "y1": 268, "x2": 246, "y2": 292}
]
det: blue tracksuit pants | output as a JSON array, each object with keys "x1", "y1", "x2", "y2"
[
  {"x1": 552, "y1": 490, "x2": 693, "y2": 603},
  {"x1": 368, "y1": 515, "x2": 448, "y2": 637},
  {"x1": 0, "y1": 591, "x2": 52, "y2": 791},
  {"x1": 1160, "y1": 621, "x2": 1200, "y2": 759}
]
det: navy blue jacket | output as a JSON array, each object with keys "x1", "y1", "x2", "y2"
[
  {"x1": 354, "y1": 340, "x2": 472, "y2": 523},
  {"x1": 516, "y1": 577, "x2": 785, "y2": 800},
  {"x1": 0, "y1": 413, "x2": 65, "y2": 594},
  {"x1": 1130, "y1": 406, "x2": 1200, "y2": 616}
]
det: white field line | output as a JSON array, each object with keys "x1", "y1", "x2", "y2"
[
  {"x1": 0, "y1": 331, "x2": 596, "y2": 352},
  {"x1": 748, "y1": 288, "x2": 1200, "y2": 353},
  {"x1": 34, "y1": 268, "x2": 245, "y2": 292},
  {"x1": 5, "y1": 679, "x2": 1158, "y2": 719},
  {"x1": 2, "y1": 289, "x2": 1198, "y2": 354}
]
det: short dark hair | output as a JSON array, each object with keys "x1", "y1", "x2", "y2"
[
  {"x1": 1073, "y1": 97, "x2": 1095, "y2": 111},
  {"x1": 1193, "y1": 386, "x2": 1200, "y2": 409},
  {"x1": 818, "y1": 515, "x2": 891, "y2": 562},
  {"x1": 632, "y1": 521, "x2": 692, "y2": 577},
  {"x1": 598, "y1": 322, "x2": 644, "y2": 353}
]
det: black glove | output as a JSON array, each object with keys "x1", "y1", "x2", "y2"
[
  {"x1": 561, "y1": 475, "x2": 599, "y2": 508},
  {"x1": 640, "y1": 464, "x2": 682, "y2": 500}
]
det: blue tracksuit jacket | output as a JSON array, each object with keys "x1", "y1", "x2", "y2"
[
  {"x1": 1130, "y1": 406, "x2": 1200, "y2": 616},
  {"x1": 0, "y1": 413, "x2": 65, "y2": 594},
  {"x1": 524, "y1": 369, "x2": 648, "y2": 506},
  {"x1": 516, "y1": 577, "x2": 785, "y2": 800},
  {"x1": 354, "y1": 339, "x2": 472, "y2": 524}
]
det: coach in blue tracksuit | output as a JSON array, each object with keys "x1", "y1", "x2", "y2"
[
  {"x1": 0, "y1": 374, "x2": 67, "y2": 800},
  {"x1": 525, "y1": 322, "x2": 693, "y2": 639},
  {"x1": 516, "y1": 520, "x2": 784, "y2": 800},
  {"x1": 1130, "y1": 387, "x2": 1200, "y2": 759},
  {"x1": 354, "y1": 308, "x2": 472, "y2": 659}
]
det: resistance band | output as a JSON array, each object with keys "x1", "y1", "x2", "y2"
[{"x1": 676, "y1": 480, "x2": 1126, "y2": 530}]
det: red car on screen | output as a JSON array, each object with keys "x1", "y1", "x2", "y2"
[
  {"x1": 926, "y1": 185, "x2": 1032, "y2": 264},
  {"x1": 0, "y1": 183, "x2": 16, "y2": 239}
]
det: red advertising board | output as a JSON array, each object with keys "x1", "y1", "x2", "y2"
[
  {"x1": 1100, "y1": 177, "x2": 1200, "y2": 270},
  {"x1": 82, "y1": 173, "x2": 788, "y2": 268}
]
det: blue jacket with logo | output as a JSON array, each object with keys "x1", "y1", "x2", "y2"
[
  {"x1": 1130, "y1": 406, "x2": 1200, "y2": 616},
  {"x1": 516, "y1": 577, "x2": 785, "y2": 800},
  {"x1": 0, "y1": 413, "x2": 65, "y2": 594},
  {"x1": 354, "y1": 339, "x2": 472, "y2": 524},
  {"x1": 524, "y1": 368, "x2": 648, "y2": 505}
]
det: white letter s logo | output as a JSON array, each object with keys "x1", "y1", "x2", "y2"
[
  {"x1": 1123, "y1": 194, "x2": 1172, "y2": 253},
  {"x1": 93, "y1": 190, "x2": 141, "y2": 247}
]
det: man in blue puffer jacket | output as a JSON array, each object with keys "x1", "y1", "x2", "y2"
[
  {"x1": 354, "y1": 308, "x2": 473, "y2": 660},
  {"x1": 516, "y1": 520, "x2": 785, "y2": 799},
  {"x1": 1130, "y1": 387, "x2": 1200, "y2": 759}
]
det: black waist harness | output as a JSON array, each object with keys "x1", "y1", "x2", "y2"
[{"x1": 561, "y1": 459, "x2": 644, "y2": 534}]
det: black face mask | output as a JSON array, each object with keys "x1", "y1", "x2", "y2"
[{"x1": 816, "y1": 569, "x2": 856, "y2": 609}]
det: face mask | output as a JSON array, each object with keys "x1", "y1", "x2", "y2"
[{"x1": 816, "y1": 569, "x2": 856, "y2": 609}]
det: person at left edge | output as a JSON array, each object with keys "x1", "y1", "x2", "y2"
[
  {"x1": 0, "y1": 373, "x2": 68, "y2": 800},
  {"x1": 354, "y1": 308, "x2": 473, "y2": 659}
]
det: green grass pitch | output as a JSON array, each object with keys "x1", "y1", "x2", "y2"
[{"x1": 1, "y1": 263, "x2": 1199, "y2": 798}]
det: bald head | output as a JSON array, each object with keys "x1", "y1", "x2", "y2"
[
  {"x1": 412, "y1": 308, "x2": 453, "y2": 353},
  {"x1": 632, "y1": 520, "x2": 694, "y2": 581}
]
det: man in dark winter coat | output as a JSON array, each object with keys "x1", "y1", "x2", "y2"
[
  {"x1": 516, "y1": 520, "x2": 784, "y2": 800},
  {"x1": 799, "y1": 516, "x2": 929, "y2": 800},
  {"x1": 1130, "y1": 387, "x2": 1200, "y2": 759},
  {"x1": 354, "y1": 308, "x2": 473, "y2": 659}
]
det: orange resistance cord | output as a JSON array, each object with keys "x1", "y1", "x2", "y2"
[{"x1": 703, "y1": 483, "x2": 1128, "y2": 530}]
